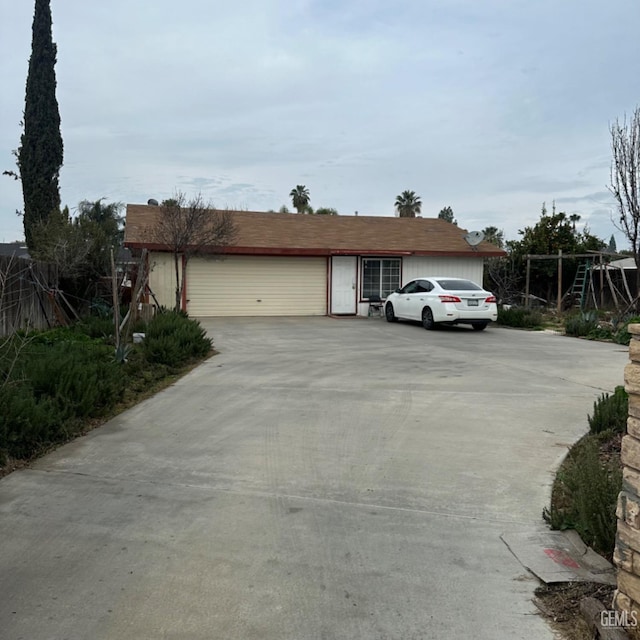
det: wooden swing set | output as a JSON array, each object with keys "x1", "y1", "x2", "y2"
[{"x1": 523, "y1": 250, "x2": 634, "y2": 313}]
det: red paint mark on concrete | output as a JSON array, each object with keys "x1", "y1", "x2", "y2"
[{"x1": 543, "y1": 548, "x2": 580, "y2": 569}]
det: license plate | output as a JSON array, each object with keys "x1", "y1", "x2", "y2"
[{"x1": 468, "y1": 299, "x2": 479, "y2": 306}]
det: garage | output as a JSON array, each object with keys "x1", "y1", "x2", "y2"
[{"x1": 185, "y1": 255, "x2": 327, "y2": 316}]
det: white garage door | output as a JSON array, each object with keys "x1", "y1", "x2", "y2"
[{"x1": 186, "y1": 255, "x2": 327, "y2": 316}]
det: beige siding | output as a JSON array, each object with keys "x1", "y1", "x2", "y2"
[
  {"x1": 149, "y1": 251, "x2": 182, "y2": 309},
  {"x1": 401, "y1": 257, "x2": 484, "y2": 286},
  {"x1": 186, "y1": 255, "x2": 327, "y2": 316}
]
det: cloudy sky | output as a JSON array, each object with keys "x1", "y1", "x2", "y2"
[{"x1": 1, "y1": 0, "x2": 639, "y2": 246}]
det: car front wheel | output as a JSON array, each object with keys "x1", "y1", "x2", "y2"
[
  {"x1": 421, "y1": 307, "x2": 435, "y2": 330},
  {"x1": 385, "y1": 303, "x2": 398, "y2": 322}
]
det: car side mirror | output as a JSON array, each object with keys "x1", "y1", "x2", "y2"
[{"x1": 394, "y1": 288, "x2": 400, "y2": 293}]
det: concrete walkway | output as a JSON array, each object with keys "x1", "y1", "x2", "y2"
[{"x1": 0, "y1": 318, "x2": 629, "y2": 639}]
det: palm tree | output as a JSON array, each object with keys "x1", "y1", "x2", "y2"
[
  {"x1": 289, "y1": 185, "x2": 310, "y2": 214},
  {"x1": 569, "y1": 213, "x2": 581, "y2": 232},
  {"x1": 394, "y1": 190, "x2": 422, "y2": 218}
]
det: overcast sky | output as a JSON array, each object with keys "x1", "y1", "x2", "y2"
[{"x1": 1, "y1": 0, "x2": 639, "y2": 246}]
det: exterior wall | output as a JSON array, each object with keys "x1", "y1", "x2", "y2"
[
  {"x1": 615, "y1": 323, "x2": 640, "y2": 619},
  {"x1": 354, "y1": 256, "x2": 485, "y2": 317},
  {"x1": 147, "y1": 251, "x2": 486, "y2": 317},
  {"x1": 148, "y1": 251, "x2": 181, "y2": 309},
  {"x1": 401, "y1": 256, "x2": 484, "y2": 286}
]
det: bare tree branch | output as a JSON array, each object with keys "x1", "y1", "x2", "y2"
[
  {"x1": 152, "y1": 191, "x2": 237, "y2": 311},
  {"x1": 609, "y1": 108, "x2": 640, "y2": 305}
]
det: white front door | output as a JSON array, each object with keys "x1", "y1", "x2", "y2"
[{"x1": 330, "y1": 256, "x2": 357, "y2": 314}]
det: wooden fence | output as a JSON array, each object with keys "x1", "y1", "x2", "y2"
[{"x1": 0, "y1": 254, "x2": 59, "y2": 337}]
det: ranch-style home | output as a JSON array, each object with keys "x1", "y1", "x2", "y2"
[{"x1": 124, "y1": 204, "x2": 505, "y2": 317}]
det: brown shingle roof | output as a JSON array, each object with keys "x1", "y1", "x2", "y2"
[{"x1": 124, "y1": 204, "x2": 505, "y2": 257}]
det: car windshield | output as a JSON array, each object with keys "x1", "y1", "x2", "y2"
[{"x1": 436, "y1": 279, "x2": 482, "y2": 291}]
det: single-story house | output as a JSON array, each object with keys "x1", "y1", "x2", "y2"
[{"x1": 124, "y1": 204, "x2": 505, "y2": 317}]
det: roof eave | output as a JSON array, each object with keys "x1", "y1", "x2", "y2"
[{"x1": 125, "y1": 242, "x2": 505, "y2": 258}]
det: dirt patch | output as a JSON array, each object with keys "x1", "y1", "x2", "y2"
[{"x1": 534, "y1": 582, "x2": 617, "y2": 640}]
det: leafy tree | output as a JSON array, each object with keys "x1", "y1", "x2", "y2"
[
  {"x1": 481, "y1": 226, "x2": 520, "y2": 303},
  {"x1": 608, "y1": 234, "x2": 617, "y2": 254},
  {"x1": 313, "y1": 207, "x2": 338, "y2": 216},
  {"x1": 438, "y1": 206, "x2": 456, "y2": 225},
  {"x1": 30, "y1": 199, "x2": 124, "y2": 304},
  {"x1": 11, "y1": 0, "x2": 64, "y2": 250},
  {"x1": 289, "y1": 185, "x2": 310, "y2": 214},
  {"x1": 278, "y1": 205, "x2": 290, "y2": 214},
  {"x1": 508, "y1": 203, "x2": 605, "y2": 302},
  {"x1": 75, "y1": 199, "x2": 124, "y2": 275},
  {"x1": 609, "y1": 107, "x2": 640, "y2": 297},
  {"x1": 482, "y1": 226, "x2": 505, "y2": 249},
  {"x1": 153, "y1": 192, "x2": 237, "y2": 311},
  {"x1": 30, "y1": 207, "x2": 88, "y2": 279},
  {"x1": 394, "y1": 190, "x2": 422, "y2": 218}
]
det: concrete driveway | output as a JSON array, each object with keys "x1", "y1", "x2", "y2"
[{"x1": 0, "y1": 317, "x2": 629, "y2": 640}]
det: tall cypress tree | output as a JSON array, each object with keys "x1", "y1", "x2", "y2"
[{"x1": 19, "y1": 0, "x2": 63, "y2": 249}]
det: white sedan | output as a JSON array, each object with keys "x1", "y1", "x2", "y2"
[{"x1": 384, "y1": 277, "x2": 498, "y2": 331}]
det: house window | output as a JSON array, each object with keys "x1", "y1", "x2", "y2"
[{"x1": 362, "y1": 258, "x2": 401, "y2": 299}]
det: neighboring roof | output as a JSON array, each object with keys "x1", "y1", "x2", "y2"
[
  {"x1": 117, "y1": 246, "x2": 134, "y2": 263},
  {"x1": 0, "y1": 242, "x2": 30, "y2": 259},
  {"x1": 597, "y1": 257, "x2": 636, "y2": 270},
  {"x1": 0, "y1": 243, "x2": 132, "y2": 262},
  {"x1": 124, "y1": 204, "x2": 506, "y2": 258}
]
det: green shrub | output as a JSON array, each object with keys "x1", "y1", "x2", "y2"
[
  {"x1": 0, "y1": 311, "x2": 212, "y2": 466},
  {"x1": 567, "y1": 438, "x2": 621, "y2": 555},
  {"x1": 142, "y1": 311, "x2": 212, "y2": 368},
  {"x1": 22, "y1": 341, "x2": 124, "y2": 418},
  {"x1": 612, "y1": 316, "x2": 640, "y2": 346},
  {"x1": 588, "y1": 386, "x2": 628, "y2": 434},
  {"x1": 122, "y1": 348, "x2": 169, "y2": 394},
  {"x1": 89, "y1": 298, "x2": 112, "y2": 318},
  {"x1": 74, "y1": 315, "x2": 116, "y2": 341},
  {"x1": 564, "y1": 311, "x2": 599, "y2": 337},
  {"x1": 0, "y1": 340, "x2": 125, "y2": 460},
  {"x1": 130, "y1": 317, "x2": 148, "y2": 334},
  {"x1": 544, "y1": 385, "x2": 628, "y2": 558},
  {"x1": 17, "y1": 317, "x2": 116, "y2": 344},
  {"x1": 22, "y1": 326, "x2": 98, "y2": 346},
  {"x1": 544, "y1": 434, "x2": 621, "y2": 556},
  {"x1": 586, "y1": 326, "x2": 614, "y2": 341},
  {"x1": 0, "y1": 386, "x2": 62, "y2": 459},
  {"x1": 497, "y1": 307, "x2": 543, "y2": 328}
]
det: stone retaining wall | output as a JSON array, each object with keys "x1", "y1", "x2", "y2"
[{"x1": 615, "y1": 324, "x2": 640, "y2": 619}]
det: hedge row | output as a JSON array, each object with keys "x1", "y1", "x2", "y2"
[
  {"x1": 0, "y1": 310, "x2": 211, "y2": 465},
  {"x1": 496, "y1": 307, "x2": 543, "y2": 328}
]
